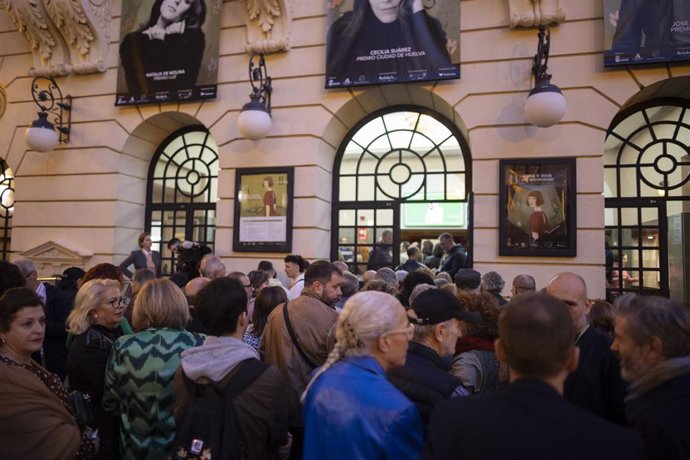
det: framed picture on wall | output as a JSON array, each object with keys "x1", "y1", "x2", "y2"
[
  {"x1": 233, "y1": 167, "x2": 293, "y2": 252},
  {"x1": 499, "y1": 158, "x2": 576, "y2": 257}
]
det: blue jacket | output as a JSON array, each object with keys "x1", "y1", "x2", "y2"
[{"x1": 303, "y1": 356, "x2": 423, "y2": 460}]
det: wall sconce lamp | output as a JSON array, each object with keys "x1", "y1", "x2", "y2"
[
  {"x1": 237, "y1": 52, "x2": 273, "y2": 140},
  {"x1": 25, "y1": 77, "x2": 72, "y2": 152},
  {"x1": 524, "y1": 26, "x2": 566, "y2": 128}
]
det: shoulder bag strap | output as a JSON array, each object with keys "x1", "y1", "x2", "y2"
[
  {"x1": 282, "y1": 301, "x2": 318, "y2": 369},
  {"x1": 222, "y1": 358, "x2": 269, "y2": 399}
]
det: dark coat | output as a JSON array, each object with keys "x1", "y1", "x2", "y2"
[
  {"x1": 626, "y1": 371, "x2": 690, "y2": 460},
  {"x1": 388, "y1": 341, "x2": 462, "y2": 433},
  {"x1": 42, "y1": 283, "x2": 74, "y2": 379},
  {"x1": 564, "y1": 326, "x2": 627, "y2": 425},
  {"x1": 395, "y1": 259, "x2": 427, "y2": 273},
  {"x1": 67, "y1": 324, "x2": 125, "y2": 460},
  {"x1": 424, "y1": 378, "x2": 645, "y2": 460},
  {"x1": 440, "y1": 244, "x2": 467, "y2": 278},
  {"x1": 118, "y1": 249, "x2": 162, "y2": 278}
]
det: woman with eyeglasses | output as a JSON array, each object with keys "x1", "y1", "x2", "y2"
[
  {"x1": 301, "y1": 291, "x2": 423, "y2": 459},
  {"x1": 67, "y1": 278, "x2": 128, "y2": 460}
]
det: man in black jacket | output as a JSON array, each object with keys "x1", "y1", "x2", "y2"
[
  {"x1": 424, "y1": 293, "x2": 644, "y2": 460},
  {"x1": 388, "y1": 288, "x2": 478, "y2": 434},
  {"x1": 545, "y1": 272, "x2": 627, "y2": 425},
  {"x1": 612, "y1": 295, "x2": 690, "y2": 460},
  {"x1": 438, "y1": 233, "x2": 467, "y2": 278}
]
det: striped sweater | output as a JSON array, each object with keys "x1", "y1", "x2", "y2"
[{"x1": 103, "y1": 328, "x2": 204, "y2": 460}]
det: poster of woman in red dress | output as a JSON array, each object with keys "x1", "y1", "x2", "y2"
[
  {"x1": 263, "y1": 176, "x2": 277, "y2": 216},
  {"x1": 499, "y1": 158, "x2": 576, "y2": 257}
]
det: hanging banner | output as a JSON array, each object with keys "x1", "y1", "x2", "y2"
[
  {"x1": 325, "y1": 0, "x2": 460, "y2": 89},
  {"x1": 604, "y1": 0, "x2": 690, "y2": 67},
  {"x1": 115, "y1": 0, "x2": 222, "y2": 106}
]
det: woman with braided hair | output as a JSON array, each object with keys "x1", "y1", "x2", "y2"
[{"x1": 302, "y1": 291, "x2": 423, "y2": 459}]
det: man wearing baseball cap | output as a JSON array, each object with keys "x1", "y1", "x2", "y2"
[{"x1": 388, "y1": 288, "x2": 479, "y2": 435}]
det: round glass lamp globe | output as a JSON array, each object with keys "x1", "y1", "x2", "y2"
[
  {"x1": 238, "y1": 109, "x2": 272, "y2": 140},
  {"x1": 25, "y1": 126, "x2": 59, "y2": 152},
  {"x1": 524, "y1": 90, "x2": 566, "y2": 128}
]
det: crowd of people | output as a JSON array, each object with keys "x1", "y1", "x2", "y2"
[{"x1": 0, "y1": 231, "x2": 688, "y2": 459}]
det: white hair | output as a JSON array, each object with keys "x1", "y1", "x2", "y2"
[{"x1": 301, "y1": 291, "x2": 403, "y2": 402}]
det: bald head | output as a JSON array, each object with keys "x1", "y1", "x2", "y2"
[
  {"x1": 545, "y1": 272, "x2": 590, "y2": 332},
  {"x1": 512, "y1": 274, "x2": 536, "y2": 297},
  {"x1": 363, "y1": 270, "x2": 377, "y2": 283},
  {"x1": 185, "y1": 276, "x2": 211, "y2": 306}
]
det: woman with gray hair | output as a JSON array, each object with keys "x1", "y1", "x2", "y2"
[{"x1": 302, "y1": 291, "x2": 423, "y2": 459}]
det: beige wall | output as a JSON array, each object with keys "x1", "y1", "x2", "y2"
[{"x1": 2, "y1": 0, "x2": 690, "y2": 297}]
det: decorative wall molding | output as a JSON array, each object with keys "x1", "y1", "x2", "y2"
[
  {"x1": 4, "y1": 0, "x2": 110, "y2": 76},
  {"x1": 508, "y1": 0, "x2": 565, "y2": 28},
  {"x1": 20, "y1": 240, "x2": 93, "y2": 277},
  {"x1": 44, "y1": 0, "x2": 111, "y2": 74},
  {"x1": 244, "y1": 0, "x2": 293, "y2": 53}
]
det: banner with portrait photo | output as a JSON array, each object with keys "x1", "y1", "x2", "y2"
[
  {"x1": 325, "y1": 0, "x2": 460, "y2": 88},
  {"x1": 233, "y1": 167, "x2": 294, "y2": 252},
  {"x1": 499, "y1": 158, "x2": 576, "y2": 257},
  {"x1": 115, "y1": 0, "x2": 221, "y2": 106},
  {"x1": 604, "y1": 0, "x2": 690, "y2": 67}
]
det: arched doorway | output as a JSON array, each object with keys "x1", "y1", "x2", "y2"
[
  {"x1": 145, "y1": 126, "x2": 219, "y2": 275},
  {"x1": 605, "y1": 83, "x2": 690, "y2": 303},
  {"x1": 331, "y1": 106, "x2": 472, "y2": 273}
]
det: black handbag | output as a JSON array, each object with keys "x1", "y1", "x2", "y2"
[{"x1": 68, "y1": 391, "x2": 94, "y2": 426}]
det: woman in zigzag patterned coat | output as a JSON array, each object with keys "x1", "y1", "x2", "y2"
[{"x1": 103, "y1": 279, "x2": 204, "y2": 460}]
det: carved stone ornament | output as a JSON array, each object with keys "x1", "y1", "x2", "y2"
[
  {"x1": 508, "y1": 0, "x2": 565, "y2": 28},
  {"x1": 244, "y1": 0, "x2": 293, "y2": 53},
  {"x1": 20, "y1": 240, "x2": 93, "y2": 278},
  {"x1": 4, "y1": 0, "x2": 111, "y2": 77}
]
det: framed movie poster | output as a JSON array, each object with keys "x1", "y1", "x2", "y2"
[
  {"x1": 499, "y1": 158, "x2": 576, "y2": 257},
  {"x1": 233, "y1": 167, "x2": 294, "y2": 252},
  {"x1": 115, "y1": 0, "x2": 222, "y2": 106},
  {"x1": 604, "y1": 0, "x2": 690, "y2": 67},
  {"x1": 325, "y1": 0, "x2": 460, "y2": 89}
]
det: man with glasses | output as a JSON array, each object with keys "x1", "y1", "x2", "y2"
[{"x1": 388, "y1": 288, "x2": 479, "y2": 435}]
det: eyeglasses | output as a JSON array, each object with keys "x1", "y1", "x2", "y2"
[
  {"x1": 105, "y1": 297, "x2": 125, "y2": 309},
  {"x1": 384, "y1": 322, "x2": 415, "y2": 340}
]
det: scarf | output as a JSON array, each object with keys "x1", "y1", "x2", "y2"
[{"x1": 625, "y1": 356, "x2": 690, "y2": 402}]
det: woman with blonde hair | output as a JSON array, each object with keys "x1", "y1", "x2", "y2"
[
  {"x1": 67, "y1": 278, "x2": 127, "y2": 460},
  {"x1": 103, "y1": 278, "x2": 204, "y2": 459},
  {"x1": 302, "y1": 291, "x2": 423, "y2": 459}
]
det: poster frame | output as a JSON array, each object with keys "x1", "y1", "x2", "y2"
[
  {"x1": 233, "y1": 167, "x2": 294, "y2": 253},
  {"x1": 499, "y1": 157, "x2": 577, "y2": 257}
]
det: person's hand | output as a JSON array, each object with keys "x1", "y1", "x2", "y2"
[
  {"x1": 143, "y1": 25, "x2": 166, "y2": 40},
  {"x1": 446, "y1": 37, "x2": 458, "y2": 57},
  {"x1": 411, "y1": 0, "x2": 423, "y2": 13},
  {"x1": 165, "y1": 20, "x2": 186, "y2": 35},
  {"x1": 609, "y1": 10, "x2": 619, "y2": 28}
]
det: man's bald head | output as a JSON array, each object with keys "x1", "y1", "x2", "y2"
[
  {"x1": 185, "y1": 276, "x2": 211, "y2": 306},
  {"x1": 545, "y1": 272, "x2": 590, "y2": 332}
]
